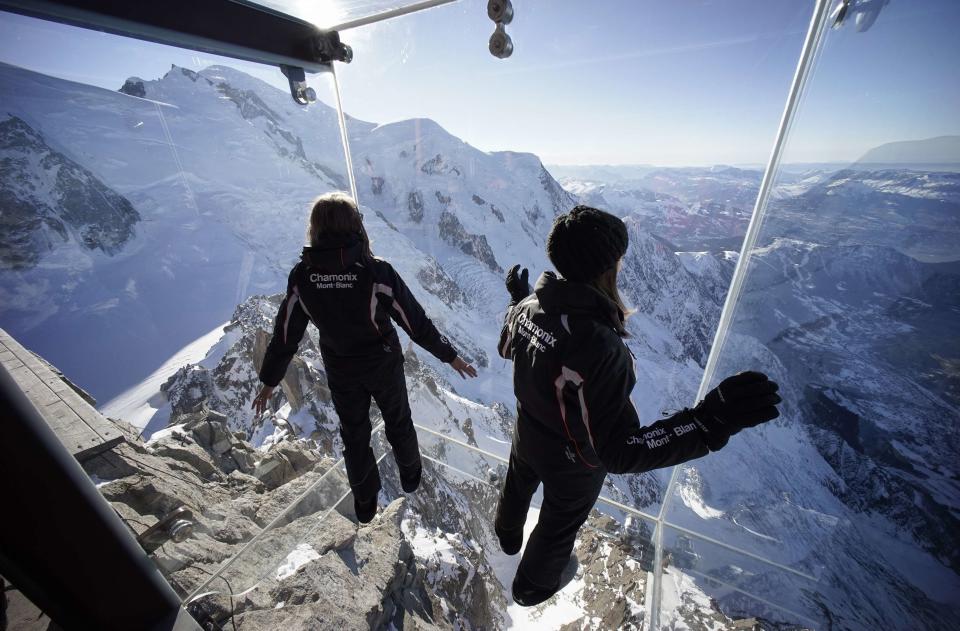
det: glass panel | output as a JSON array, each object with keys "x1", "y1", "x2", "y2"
[
  {"x1": 6, "y1": 0, "x2": 900, "y2": 629},
  {"x1": 186, "y1": 430, "x2": 385, "y2": 607},
  {"x1": 190, "y1": 423, "x2": 676, "y2": 630},
  {"x1": 337, "y1": 0, "x2": 814, "y2": 530},
  {"x1": 660, "y1": 525, "x2": 821, "y2": 629},
  {"x1": 0, "y1": 10, "x2": 353, "y2": 609},
  {"x1": 246, "y1": 1, "x2": 448, "y2": 30},
  {"x1": 664, "y1": 1, "x2": 960, "y2": 629}
]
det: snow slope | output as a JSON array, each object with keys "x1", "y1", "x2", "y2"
[{"x1": 2, "y1": 60, "x2": 959, "y2": 629}]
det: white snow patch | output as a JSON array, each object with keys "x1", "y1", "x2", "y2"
[
  {"x1": 679, "y1": 484, "x2": 724, "y2": 520},
  {"x1": 100, "y1": 322, "x2": 228, "y2": 435},
  {"x1": 87, "y1": 474, "x2": 114, "y2": 488},
  {"x1": 274, "y1": 543, "x2": 320, "y2": 581}
]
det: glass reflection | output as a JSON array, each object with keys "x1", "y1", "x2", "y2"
[
  {"x1": 664, "y1": 1, "x2": 960, "y2": 629},
  {"x1": 0, "y1": 12, "x2": 355, "y2": 610}
]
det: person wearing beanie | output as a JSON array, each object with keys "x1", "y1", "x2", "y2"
[
  {"x1": 252, "y1": 192, "x2": 477, "y2": 525},
  {"x1": 495, "y1": 205, "x2": 781, "y2": 607}
]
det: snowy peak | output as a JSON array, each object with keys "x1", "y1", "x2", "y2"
[
  {"x1": 0, "y1": 115, "x2": 140, "y2": 269},
  {"x1": 121, "y1": 63, "x2": 349, "y2": 186},
  {"x1": 557, "y1": 165, "x2": 760, "y2": 250},
  {"x1": 351, "y1": 122, "x2": 576, "y2": 283}
]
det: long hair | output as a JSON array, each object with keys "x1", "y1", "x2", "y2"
[
  {"x1": 590, "y1": 264, "x2": 634, "y2": 324},
  {"x1": 306, "y1": 191, "x2": 372, "y2": 257}
]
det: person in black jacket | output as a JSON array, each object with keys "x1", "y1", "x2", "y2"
[
  {"x1": 495, "y1": 205, "x2": 781, "y2": 606},
  {"x1": 252, "y1": 192, "x2": 477, "y2": 523}
]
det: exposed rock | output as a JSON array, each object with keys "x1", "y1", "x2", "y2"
[
  {"x1": 214, "y1": 81, "x2": 281, "y2": 124},
  {"x1": 568, "y1": 517, "x2": 648, "y2": 630},
  {"x1": 119, "y1": 77, "x2": 146, "y2": 98},
  {"x1": 415, "y1": 259, "x2": 468, "y2": 308},
  {"x1": 525, "y1": 202, "x2": 543, "y2": 224},
  {"x1": 408, "y1": 191, "x2": 424, "y2": 223},
  {"x1": 253, "y1": 441, "x2": 322, "y2": 490},
  {"x1": 0, "y1": 115, "x2": 140, "y2": 269},
  {"x1": 539, "y1": 163, "x2": 577, "y2": 217},
  {"x1": 420, "y1": 154, "x2": 461, "y2": 177},
  {"x1": 0, "y1": 577, "x2": 57, "y2": 631},
  {"x1": 222, "y1": 500, "x2": 447, "y2": 631},
  {"x1": 437, "y1": 211, "x2": 502, "y2": 273},
  {"x1": 160, "y1": 294, "x2": 337, "y2": 444}
]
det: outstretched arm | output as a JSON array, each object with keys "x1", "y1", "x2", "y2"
[
  {"x1": 254, "y1": 268, "x2": 310, "y2": 414},
  {"x1": 594, "y1": 370, "x2": 781, "y2": 474},
  {"x1": 378, "y1": 261, "x2": 476, "y2": 377}
]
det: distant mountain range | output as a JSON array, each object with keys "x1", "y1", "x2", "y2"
[{"x1": 1, "y1": 60, "x2": 958, "y2": 630}]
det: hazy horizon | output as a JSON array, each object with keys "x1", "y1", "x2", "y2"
[{"x1": 1, "y1": 0, "x2": 958, "y2": 166}]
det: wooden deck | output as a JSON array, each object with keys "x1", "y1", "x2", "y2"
[{"x1": 0, "y1": 328, "x2": 123, "y2": 462}]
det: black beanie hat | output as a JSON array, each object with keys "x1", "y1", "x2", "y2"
[{"x1": 546, "y1": 205, "x2": 629, "y2": 282}]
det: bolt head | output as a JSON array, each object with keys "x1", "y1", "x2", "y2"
[{"x1": 168, "y1": 519, "x2": 194, "y2": 543}]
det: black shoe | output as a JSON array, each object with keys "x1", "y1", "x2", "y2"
[
  {"x1": 495, "y1": 520, "x2": 523, "y2": 556},
  {"x1": 400, "y1": 463, "x2": 422, "y2": 493},
  {"x1": 512, "y1": 555, "x2": 579, "y2": 607},
  {"x1": 354, "y1": 494, "x2": 377, "y2": 524}
]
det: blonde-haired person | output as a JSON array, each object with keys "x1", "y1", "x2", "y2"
[
  {"x1": 496, "y1": 205, "x2": 781, "y2": 606},
  {"x1": 253, "y1": 192, "x2": 476, "y2": 523}
]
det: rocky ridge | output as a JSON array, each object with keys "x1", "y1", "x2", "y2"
[{"x1": 0, "y1": 115, "x2": 140, "y2": 269}]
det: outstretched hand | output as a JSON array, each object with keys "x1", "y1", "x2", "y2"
[
  {"x1": 251, "y1": 384, "x2": 276, "y2": 416},
  {"x1": 450, "y1": 356, "x2": 478, "y2": 379},
  {"x1": 505, "y1": 264, "x2": 531, "y2": 305},
  {"x1": 693, "y1": 371, "x2": 781, "y2": 450}
]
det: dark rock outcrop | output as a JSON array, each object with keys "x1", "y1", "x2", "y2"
[
  {"x1": 438, "y1": 211, "x2": 502, "y2": 273},
  {"x1": 0, "y1": 116, "x2": 140, "y2": 269},
  {"x1": 119, "y1": 77, "x2": 146, "y2": 98}
]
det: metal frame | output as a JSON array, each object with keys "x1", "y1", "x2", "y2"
[
  {"x1": 0, "y1": 364, "x2": 200, "y2": 630},
  {"x1": 648, "y1": 0, "x2": 835, "y2": 628},
  {"x1": 331, "y1": 0, "x2": 460, "y2": 32},
  {"x1": 0, "y1": 0, "x2": 842, "y2": 627},
  {"x1": 0, "y1": 0, "x2": 336, "y2": 72}
]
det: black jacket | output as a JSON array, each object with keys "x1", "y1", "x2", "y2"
[
  {"x1": 260, "y1": 234, "x2": 457, "y2": 386},
  {"x1": 498, "y1": 272, "x2": 712, "y2": 474}
]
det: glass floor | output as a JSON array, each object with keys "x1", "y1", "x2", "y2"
[{"x1": 176, "y1": 423, "x2": 821, "y2": 630}]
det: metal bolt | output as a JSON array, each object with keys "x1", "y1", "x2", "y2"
[{"x1": 168, "y1": 519, "x2": 194, "y2": 543}]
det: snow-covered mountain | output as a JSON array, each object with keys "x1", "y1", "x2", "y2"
[
  {"x1": 768, "y1": 168, "x2": 960, "y2": 262},
  {"x1": 2, "y1": 59, "x2": 958, "y2": 630},
  {"x1": 558, "y1": 165, "x2": 765, "y2": 251},
  {"x1": 668, "y1": 237, "x2": 960, "y2": 629},
  {"x1": 0, "y1": 115, "x2": 140, "y2": 269}
]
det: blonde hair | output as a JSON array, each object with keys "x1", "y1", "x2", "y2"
[
  {"x1": 591, "y1": 264, "x2": 634, "y2": 325},
  {"x1": 306, "y1": 192, "x2": 372, "y2": 257}
]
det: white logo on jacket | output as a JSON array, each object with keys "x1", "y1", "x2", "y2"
[
  {"x1": 310, "y1": 272, "x2": 358, "y2": 289},
  {"x1": 515, "y1": 311, "x2": 558, "y2": 351}
]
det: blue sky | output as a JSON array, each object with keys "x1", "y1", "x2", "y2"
[{"x1": 1, "y1": 0, "x2": 957, "y2": 165}]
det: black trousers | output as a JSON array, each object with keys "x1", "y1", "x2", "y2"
[
  {"x1": 495, "y1": 417, "x2": 607, "y2": 591},
  {"x1": 326, "y1": 352, "x2": 421, "y2": 502}
]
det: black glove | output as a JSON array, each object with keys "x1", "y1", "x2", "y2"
[
  {"x1": 505, "y1": 264, "x2": 531, "y2": 305},
  {"x1": 691, "y1": 371, "x2": 781, "y2": 451}
]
